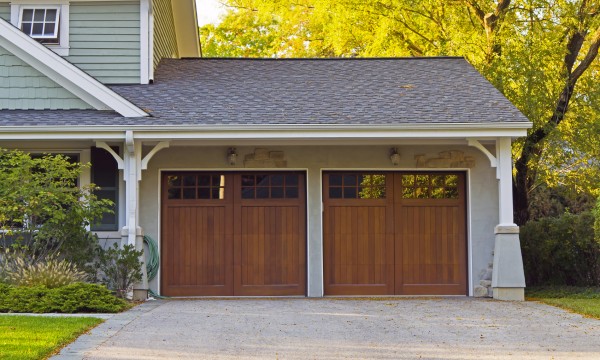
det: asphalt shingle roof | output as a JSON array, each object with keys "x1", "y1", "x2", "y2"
[{"x1": 0, "y1": 57, "x2": 530, "y2": 127}]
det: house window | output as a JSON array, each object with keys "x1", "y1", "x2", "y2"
[
  {"x1": 91, "y1": 147, "x2": 119, "y2": 231},
  {"x1": 19, "y1": 7, "x2": 60, "y2": 44},
  {"x1": 10, "y1": 3, "x2": 70, "y2": 56}
]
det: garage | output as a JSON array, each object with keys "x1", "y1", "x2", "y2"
[
  {"x1": 323, "y1": 172, "x2": 467, "y2": 295},
  {"x1": 161, "y1": 172, "x2": 306, "y2": 296}
]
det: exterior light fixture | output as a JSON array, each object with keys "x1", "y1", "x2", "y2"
[
  {"x1": 227, "y1": 147, "x2": 237, "y2": 166},
  {"x1": 389, "y1": 148, "x2": 401, "y2": 166}
]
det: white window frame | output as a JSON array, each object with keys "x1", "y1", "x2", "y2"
[
  {"x1": 10, "y1": 1, "x2": 70, "y2": 56},
  {"x1": 18, "y1": 6, "x2": 61, "y2": 42}
]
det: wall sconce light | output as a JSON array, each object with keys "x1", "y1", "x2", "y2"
[
  {"x1": 227, "y1": 147, "x2": 237, "y2": 166},
  {"x1": 389, "y1": 148, "x2": 401, "y2": 166}
]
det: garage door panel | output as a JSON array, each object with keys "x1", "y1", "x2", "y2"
[
  {"x1": 162, "y1": 172, "x2": 305, "y2": 297},
  {"x1": 162, "y1": 204, "x2": 234, "y2": 296},
  {"x1": 324, "y1": 171, "x2": 467, "y2": 296},
  {"x1": 323, "y1": 172, "x2": 395, "y2": 295},
  {"x1": 395, "y1": 173, "x2": 467, "y2": 295},
  {"x1": 236, "y1": 204, "x2": 305, "y2": 295}
]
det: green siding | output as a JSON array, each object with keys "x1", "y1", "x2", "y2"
[
  {"x1": 0, "y1": 2, "x2": 10, "y2": 21},
  {"x1": 152, "y1": 0, "x2": 178, "y2": 69},
  {"x1": 0, "y1": 45, "x2": 92, "y2": 110},
  {"x1": 66, "y1": 1, "x2": 141, "y2": 84}
]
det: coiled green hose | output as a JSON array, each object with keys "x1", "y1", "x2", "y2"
[
  {"x1": 143, "y1": 235, "x2": 169, "y2": 298},
  {"x1": 143, "y1": 235, "x2": 159, "y2": 281}
]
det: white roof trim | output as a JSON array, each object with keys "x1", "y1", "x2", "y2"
[
  {"x1": 0, "y1": 124, "x2": 530, "y2": 141},
  {"x1": 0, "y1": 18, "x2": 148, "y2": 117}
]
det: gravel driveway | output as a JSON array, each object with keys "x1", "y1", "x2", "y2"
[{"x1": 54, "y1": 298, "x2": 600, "y2": 359}]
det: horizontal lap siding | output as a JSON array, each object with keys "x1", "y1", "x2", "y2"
[
  {"x1": 152, "y1": 0, "x2": 178, "y2": 69},
  {"x1": 67, "y1": 1, "x2": 141, "y2": 84},
  {"x1": 0, "y1": 3, "x2": 9, "y2": 21},
  {"x1": 0, "y1": 45, "x2": 91, "y2": 110}
]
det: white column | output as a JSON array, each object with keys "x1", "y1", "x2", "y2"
[
  {"x1": 122, "y1": 131, "x2": 148, "y2": 300},
  {"x1": 496, "y1": 137, "x2": 516, "y2": 227},
  {"x1": 492, "y1": 137, "x2": 525, "y2": 301}
]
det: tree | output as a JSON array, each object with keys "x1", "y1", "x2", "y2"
[
  {"x1": 0, "y1": 149, "x2": 112, "y2": 270},
  {"x1": 201, "y1": 0, "x2": 600, "y2": 223}
]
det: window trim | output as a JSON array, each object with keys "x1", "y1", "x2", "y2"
[
  {"x1": 10, "y1": 2, "x2": 70, "y2": 56},
  {"x1": 18, "y1": 6, "x2": 61, "y2": 43}
]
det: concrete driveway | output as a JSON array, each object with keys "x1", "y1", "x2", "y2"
[{"x1": 54, "y1": 298, "x2": 600, "y2": 359}]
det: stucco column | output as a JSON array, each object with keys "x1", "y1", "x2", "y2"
[
  {"x1": 306, "y1": 167, "x2": 324, "y2": 297},
  {"x1": 492, "y1": 137, "x2": 525, "y2": 301}
]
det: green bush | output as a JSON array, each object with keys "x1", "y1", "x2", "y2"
[
  {"x1": 0, "y1": 283, "x2": 129, "y2": 313},
  {"x1": 0, "y1": 149, "x2": 112, "y2": 272},
  {"x1": 520, "y1": 211, "x2": 600, "y2": 286},
  {"x1": 95, "y1": 243, "x2": 143, "y2": 298}
]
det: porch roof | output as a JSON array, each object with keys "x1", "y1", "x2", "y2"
[{"x1": 0, "y1": 57, "x2": 531, "y2": 129}]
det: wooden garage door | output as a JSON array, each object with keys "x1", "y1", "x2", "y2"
[
  {"x1": 323, "y1": 172, "x2": 467, "y2": 295},
  {"x1": 161, "y1": 172, "x2": 306, "y2": 296}
]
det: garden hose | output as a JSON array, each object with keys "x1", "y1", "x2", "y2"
[
  {"x1": 143, "y1": 235, "x2": 169, "y2": 299},
  {"x1": 143, "y1": 235, "x2": 159, "y2": 281}
]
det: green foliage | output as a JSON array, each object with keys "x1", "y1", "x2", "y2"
[
  {"x1": 4, "y1": 253, "x2": 86, "y2": 288},
  {"x1": 95, "y1": 243, "x2": 143, "y2": 298},
  {"x1": 520, "y1": 212, "x2": 600, "y2": 286},
  {"x1": 594, "y1": 197, "x2": 600, "y2": 242},
  {"x1": 0, "y1": 315, "x2": 102, "y2": 360},
  {"x1": 0, "y1": 283, "x2": 129, "y2": 313},
  {"x1": 528, "y1": 185, "x2": 597, "y2": 221},
  {"x1": 202, "y1": 1, "x2": 600, "y2": 212},
  {"x1": 0, "y1": 149, "x2": 112, "y2": 271}
]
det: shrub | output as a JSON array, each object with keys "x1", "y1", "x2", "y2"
[
  {"x1": 520, "y1": 211, "x2": 600, "y2": 286},
  {"x1": 95, "y1": 243, "x2": 143, "y2": 298},
  {"x1": 0, "y1": 283, "x2": 129, "y2": 313},
  {"x1": 0, "y1": 149, "x2": 112, "y2": 270},
  {"x1": 5, "y1": 254, "x2": 86, "y2": 288}
]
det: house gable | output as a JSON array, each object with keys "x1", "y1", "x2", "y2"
[
  {"x1": 0, "y1": 44, "x2": 92, "y2": 110},
  {"x1": 0, "y1": 17, "x2": 147, "y2": 116}
]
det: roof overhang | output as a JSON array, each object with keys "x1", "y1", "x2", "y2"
[
  {"x1": 0, "y1": 18, "x2": 147, "y2": 117},
  {"x1": 171, "y1": 0, "x2": 201, "y2": 57},
  {"x1": 0, "y1": 123, "x2": 532, "y2": 142}
]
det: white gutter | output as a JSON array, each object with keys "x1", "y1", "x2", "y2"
[{"x1": 0, "y1": 121, "x2": 532, "y2": 132}]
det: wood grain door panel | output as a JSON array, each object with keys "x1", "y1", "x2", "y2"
[
  {"x1": 394, "y1": 172, "x2": 467, "y2": 295},
  {"x1": 234, "y1": 173, "x2": 306, "y2": 296},
  {"x1": 161, "y1": 172, "x2": 306, "y2": 297},
  {"x1": 323, "y1": 173, "x2": 395, "y2": 295},
  {"x1": 323, "y1": 172, "x2": 467, "y2": 296},
  {"x1": 161, "y1": 173, "x2": 234, "y2": 296}
]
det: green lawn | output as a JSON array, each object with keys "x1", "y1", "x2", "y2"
[
  {"x1": 0, "y1": 316, "x2": 102, "y2": 360},
  {"x1": 526, "y1": 286, "x2": 600, "y2": 319}
]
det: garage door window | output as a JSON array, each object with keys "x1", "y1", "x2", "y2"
[
  {"x1": 328, "y1": 173, "x2": 386, "y2": 199},
  {"x1": 167, "y1": 174, "x2": 226, "y2": 200},
  {"x1": 241, "y1": 173, "x2": 299, "y2": 199},
  {"x1": 401, "y1": 174, "x2": 459, "y2": 199}
]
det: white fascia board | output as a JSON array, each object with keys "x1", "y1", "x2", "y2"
[
  {"x1": 0, "y1": 18, "x2": 148, "y2": 117},
  {"x1": 0, "y1": 123, "x2": 531, "y2": 141}
]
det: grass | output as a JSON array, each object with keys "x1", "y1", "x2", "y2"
[
  {"x1": 0, "y1": 315, "x2": 102, "y2": 360},
  {"x1": 526, "y1": 286, "x2": 600, "y2": 319}
]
